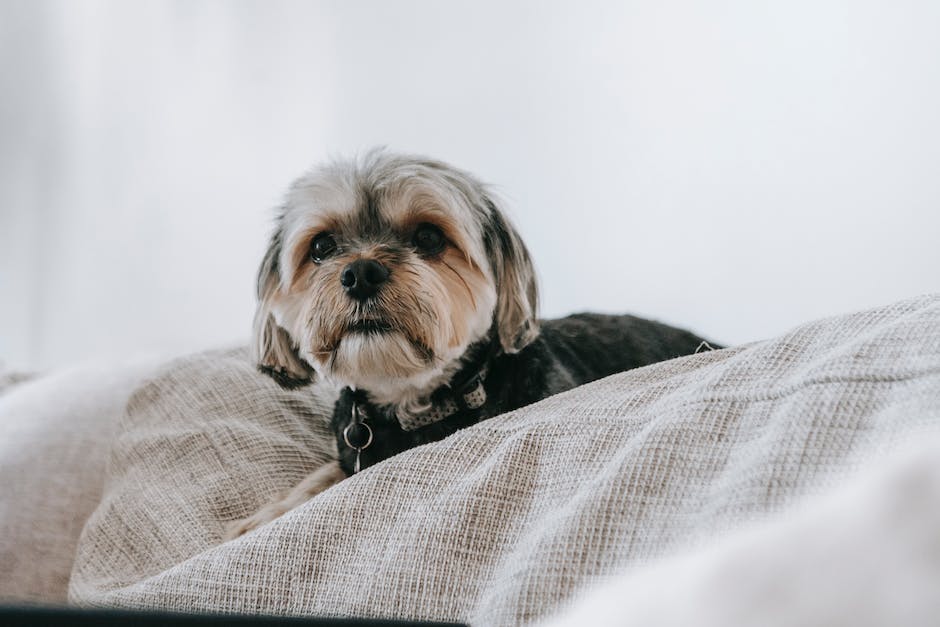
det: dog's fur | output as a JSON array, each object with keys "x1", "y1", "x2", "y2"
[{"x1": 224, "y1": 150, "x2": 717, "y2": 539}]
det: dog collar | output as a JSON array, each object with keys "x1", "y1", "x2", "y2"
[{"x1": 396, "y1": 365, "x2": 489, "y2": 431}]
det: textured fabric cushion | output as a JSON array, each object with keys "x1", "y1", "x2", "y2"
[
  {"x1": 0, "y1": 359, "x2": 160, "y2": 603},
  {"x1": 68, "y1": 295, "x2": 940, "y2": 624},
  {"x1": 543, "y1": 436, "x2": 940, "y2": 627}
]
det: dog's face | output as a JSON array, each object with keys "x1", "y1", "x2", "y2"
[{"x1": 253, "y1": 151, "x2": 539, "y2": 404}]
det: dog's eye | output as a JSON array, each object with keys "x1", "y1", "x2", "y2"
[
  {"x1": 310, "y1": 233, "x2": 337, "y2": 262},
  {"x1": 412, "y1": 224, "x2": 445, "y2": 254}
]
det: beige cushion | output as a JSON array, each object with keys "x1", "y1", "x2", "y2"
[
  {"x1": 68, "y1": 295, "x2": 940, "y2": 624},
  {"x1": 543, "y1": 436, "x2": 940, "y2": 627}
]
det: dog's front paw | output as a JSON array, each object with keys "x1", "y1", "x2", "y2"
[
  {"x1": 222, "y1": 461, "x2": 348, "y2": 542},
  {"x1": 222, "y1": 501, "x2": 291, "y2": 541}
]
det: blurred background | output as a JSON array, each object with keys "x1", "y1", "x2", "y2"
[{"x1": 1, "y1": 0, "x2": 938, "y2": 371}]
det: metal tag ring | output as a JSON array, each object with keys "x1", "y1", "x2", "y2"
[{"x1": 343, "y1": 421, "x2": 373, "y2": 450}]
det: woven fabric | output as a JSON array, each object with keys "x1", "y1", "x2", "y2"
[
  {"x1": 68, "y1": 295, "x2": 940, "y2": 625},
  {"x1": 543, "y1": 434, "x2": 940, "y2": 627},
  {"x1": 0, "y1": 359, "x2": 159, "y2": 603}
]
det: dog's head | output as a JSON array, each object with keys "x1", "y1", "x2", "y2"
[{"x1": 253, "y1": 150, "x2": 539, "y2": 403}]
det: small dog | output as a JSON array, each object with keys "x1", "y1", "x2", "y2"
[{"x1": 224, "y1": 150, "x2": 718, "y2": 539}]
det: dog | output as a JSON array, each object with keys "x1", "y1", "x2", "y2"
[{"x1": 224, "y1": 150, "x2": 718, "y2": 539}]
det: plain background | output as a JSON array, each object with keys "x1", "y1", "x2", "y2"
[{"x1": 2, "y1": 0, "x2": 938, "y2": 371}]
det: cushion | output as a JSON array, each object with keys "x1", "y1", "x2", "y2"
[{"x1": 68, "y1": 294, "x2": 940, "y2": 624}]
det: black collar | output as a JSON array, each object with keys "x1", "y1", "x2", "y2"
[
  {"x1": 395, "y1": 363, "x2": 489, "y2": 430},
  {"x1": 348, "y1": 336, "x2": 495, "y2": 432}
]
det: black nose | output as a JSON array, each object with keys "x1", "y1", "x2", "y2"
[{"x1": 341, "y1": 259, "x2": 389, "y2": 300}]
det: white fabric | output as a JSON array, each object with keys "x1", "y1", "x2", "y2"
[{"x1": 0, "y1": 359, "x2": 160, "y2": 603}]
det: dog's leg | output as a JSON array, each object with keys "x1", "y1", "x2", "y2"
[{"x1": 223, "y1": 460, "x2": 348, "y2": 540}]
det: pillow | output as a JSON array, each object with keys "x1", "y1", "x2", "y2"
[{"x1": 69, "y1": 295, "x2": 940, "y2": 624}]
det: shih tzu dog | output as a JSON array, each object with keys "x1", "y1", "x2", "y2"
[{"x1": 224, "y1": 150, "x2": 718, "y2": 539}]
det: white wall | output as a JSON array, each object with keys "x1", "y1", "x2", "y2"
[{"x1": 2, "y1": 0, "x2": 939, "y2": 371}]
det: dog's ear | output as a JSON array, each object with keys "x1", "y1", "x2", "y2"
[
  {"x1": 252, "y1": 230, "x2": 315, "y2": 387},
  {"x1": 483, "y1": 197, "x2": 540, "y2": 353}
]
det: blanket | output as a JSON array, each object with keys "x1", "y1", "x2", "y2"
[{"x1": 3, "y1": 295, "x2": 940, "y2": 624}]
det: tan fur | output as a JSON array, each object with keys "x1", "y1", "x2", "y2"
[
  {"x1": 273, "y1": 214, "x2": 497, "y2": 404},
  {"x1": 434, "y1": 247, "x2": 489, "y2": 348},
  {"x1": 223, "y1": 461, "x2": 348, "y2": 540}
]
